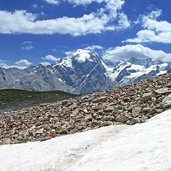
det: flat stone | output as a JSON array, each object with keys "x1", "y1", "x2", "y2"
[
  {"x1": 115, "y1": 115, "x2": 129, "y2": 123},
  {"x1": 81, "y1": 96, "x2": 93, "y2": 102},
  {"x1": 97, "y1": 96, "x2": 107, "y2": 102},
  {"x1": 30, "y1": 125, "x2": 36, "y2": 130},
  {"x1": 162, "y1": 94, "x2": 171, "y2": 109},
  {"x1": 154, "y1": 88, "x2": 171, "y2": 94},
  {"x1": 2, "y1": 138, "x2": 11, "y2": 144},
  {"x1": 49, "y1": 113, "x2": 58, "y2": 117},
  {"x1": 142, "y1": 107, "x2": 150, "y2": 113},
  {"x1": 104, "y1": 106, "x2": 114, "y2": 112},
  {"x1": 81, "y1": 95, "x2": 89, "y2": 100}
]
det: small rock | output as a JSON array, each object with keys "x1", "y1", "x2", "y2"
[
  {"x1": 115, "y1": 115, "x2": 129, "y2": 123},
  {"x1": 3, "y1": 138, "x2": 11, "y2": 144},
  {"x1": 69, "y1": 103, "x2": 77, "y2": 109},
  {"x1": 123, "y1": 97, "x2": 130, "y2": 102},
  {"x1": 53, "y1": 122, "x2": 61, "y2": 128},
  {"x1": 61, "y1": 100, "x2": 68, "y2": 105},
  {"x1": 127, "y1": 118, "x2": 140, "y2": 125},
  {"x1": 36, "y1": 128, "x2": 44, "y2": 134},
  {"x1": 81, "y1": 96, "x2": 93, "y2": 102},
  {"x1": 85, "y1": 114, "x2": 92, "y2": 122},
  {"x1": 139, "y1": 116, "x2": 146, "y2": 123},
  {"x1": 70, "y1": 109, "x2": 79, "y2": 117},
  {"x1": 162, "y1": 94, "x2": 171, "y2": 109},
  {"x1": 97, "y1": 96, "x2": 107, "y2": 102},
  {"x1": 40, "y1": 137, "x2": 50, "y2": 142},
  {"x1": 142, "y1": 107, "x2": 150, "y2": 113},
  {"x1": 92, "y1": 120, "x2": 100, "y2": 126},
  {"x1": 104, "y1": 106, "x2": 114, "y2": 112},
  {"x1": 132, "y1": 106, "x2": 142, "y2": 117},
  {"x1": 81, "y1": 95, "x2": 89, "y2": 100},
  {"x1": 154, "y1": 88, "x2": 171, "y2": 94},
  {"x1": 142, "y1": 92, "x2": 152, "y2": 102},
  {"x1": 30, "y1": 125, "x2": 36, "y2": 131},
  {"x1": 49, "y1": 113, "x2": 58, "y2": 117},
  {"x1": 83, "y1": 109, "x2": 88, "y2": 113}
]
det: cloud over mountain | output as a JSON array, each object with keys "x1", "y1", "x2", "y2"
[
  {"x1": 103, "y1": 44, "x2": 171, "y2": 62},
  {"x1": 0, "y1": 0, "x2": 130, "y2": 36},
  {"x1": 125, "y1": 10, "x2": 171, "y2": 44}
]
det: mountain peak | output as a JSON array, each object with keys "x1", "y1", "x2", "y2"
[{"x1": 72, "y1": 49, "x2": 98, "y2": 63}]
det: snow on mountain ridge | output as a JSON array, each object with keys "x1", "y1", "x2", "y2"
[
  {"x1": 102, "y1": 60, "x2": 130, "y2": 82},
  {"x1": 73, "y1": 49, "x2": 93, "y2": 63},
  {"x1": 0, "y1": 49, "x2": 171, "y2": 94},
  {"x1": 59, "y1": 57, "x2": 73, "y2": 68}
]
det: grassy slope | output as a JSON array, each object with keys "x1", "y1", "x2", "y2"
[{"x1": 0, "y1": 89, "x2": 77, "y2": 113}]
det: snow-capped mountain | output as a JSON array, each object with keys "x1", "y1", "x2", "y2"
[{"x1": 0, "y1": 49, "x2": 171, "y2": 94}]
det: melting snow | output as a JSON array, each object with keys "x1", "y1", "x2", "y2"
[{"x1": 1, "y1": 109, "x2": 171, "y2": 171}]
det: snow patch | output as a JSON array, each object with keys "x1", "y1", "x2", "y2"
[
  {"x1": 60, "y1": 57, "x2": 73, "y2": 68},
  {"x1": 0, "y1": 125, "x2": 126, "y2": 171},
  {"x1": 126, "y1": 63, "x2": 169, "y2": 79},
  {"x1": 69, "y1": 110, "x2": 171, "y2": 171},
  {"x1": 73, "y1": 49, "x2": 92, "y2": 63},
  {"x1": 102, "y1": 61, "x2": 130, "y2": 81},
  {"x1": 1, "y1": 110, "x2": 171, "y2": 171}
]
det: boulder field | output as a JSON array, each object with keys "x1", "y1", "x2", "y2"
[{"x1": 1, "y1": 73, "x2": 171, "y2": 144}]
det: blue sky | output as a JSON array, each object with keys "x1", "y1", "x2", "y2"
[{"x1": 0, "y1": 0, "x2": 171, "y2": 68}]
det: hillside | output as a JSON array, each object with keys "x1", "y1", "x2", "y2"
[
  {"x1": 1, "y1": 73, "x2": 171, "y2": 144},
  {"x1": 0, "y1": 89, "x2": 77, "y2": 113}
]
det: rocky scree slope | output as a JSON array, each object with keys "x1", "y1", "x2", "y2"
[{"x1": 1, "y1": 73, "x2": 171, "y2": 145}]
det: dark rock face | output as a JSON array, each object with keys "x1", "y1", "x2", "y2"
[{"x1": 1, "y1": 73, "x2": 171, "y2": 145}]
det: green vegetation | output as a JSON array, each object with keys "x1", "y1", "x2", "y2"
[{"x1": 0, "y1": 89, "x2": 77, "y2": 113}]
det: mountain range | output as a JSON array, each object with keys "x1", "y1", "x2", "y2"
[{"x1": 0, "y1": 49, "x2": 171, "y2": 94}]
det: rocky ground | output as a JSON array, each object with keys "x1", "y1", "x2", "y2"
[{"x1": 1, "y1": 73, "x2": 171, "y2": 145}]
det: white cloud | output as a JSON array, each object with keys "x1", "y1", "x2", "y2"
[
  {"x1": 21, "y1": 41, "x2": 33, "y2": 51},
  {"x1": 43, "y1": 0, "x2": 111, "y2": 6},
  {"x1": 0, "y1": 0, "x2": 130, "y2": 36},
  {"x1": 44, "y1": 0, "x2": 60, "y2": 5},
  {"x1": 103, "y1": 44, "x2": 171, "y2": 62},
  {"x1": 16, "y1": 59, "x2": 32, "y2": 67},
  {"x1": 32, "y1": 4, "x2": 38, "y2": 9},
  {"x1": 65, "y1": 51, "x2": 73, "y2": 56},
  {"x1": 40, "y1": 62, "x2": 51, "y2": 66},
  {"x1": 0, "y1": 59, "x2": 9, "y2": 68},
  {"x1": 84, "y1": 45, "x2": 103, "y2": 51},
  {"x1": 42, "y1": 55, "x2": 59, "y2": 62},
  {"x1": 125, "y1": 10, "x2": 171, "y2": 44},
  {"x1": 0, "y1": 59, "x2": 31, "y2": 69}
]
